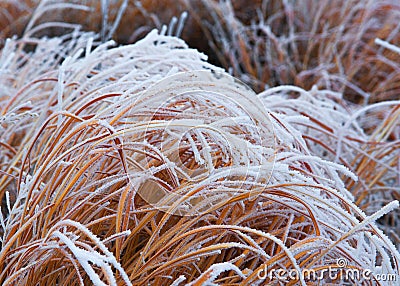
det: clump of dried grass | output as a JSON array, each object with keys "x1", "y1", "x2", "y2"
[
  {"x1": 3, "y1": 0, "x2": 400, "y2": 104},
  {"x1": 0, "y1": 0, "x2": 199, "y2": 53},
  {"x1": 185, "y1": 0, "x2": 400, "y2": 104},
  {"x1": 1, "y1": 1, "x2": 400, "y2": 285},
  {"x1": 261, "y1": 85, "x2": 400, "y2": 248},
  {"x1": 0, "y1": 27, "x2": 399, "y2": 285}
]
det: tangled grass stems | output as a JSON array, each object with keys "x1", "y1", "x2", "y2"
[
  {"x1": 0, "y1": 1, "x2": 399, "y2": 285},
  {"x1": 2, "y1": 0, "x2": 400, "y2": 104},
  {"x1": 261, "y1": 86, "x2": 400, "y2": 244},
  {"x1": 0, "y1": 28, "x2": 399, "y2": 285},
  {"x1": 183, "y1": 0, "x2": 400, "y2": 104}
]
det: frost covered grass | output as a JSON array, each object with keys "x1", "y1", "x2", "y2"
[
  {"x1": 0, "y1": 28, "x2": 399, "y2": 285},
  {"x1": 185, "y1": 0, "x2": 400, "y2": 104},
  {"x1": 3, "y1": 0, "x2": 400, "y2": 104},
  {"x1": 0, "y1": 0, "x2": 399, "y2": 285}
]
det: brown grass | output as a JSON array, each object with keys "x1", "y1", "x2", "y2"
[{"x1": 0, "y1": 1, "x2": 399, "y2": 285}]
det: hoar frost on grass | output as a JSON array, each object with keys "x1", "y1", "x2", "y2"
[{"x1": 0, "y1": 28, "x2": 399, "y2": 285}]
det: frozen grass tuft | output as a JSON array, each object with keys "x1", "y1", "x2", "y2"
[
  {"x1": 0, "y1": 28, "x2": 399, "y2": 285},
  {"x1": 184, "y1": 0, "x2": 400, "y2": 104},
  {"x1": 0, "y1": 0, "x2": 400, "y2": 285},
  {"x1": 2, "y1": 0, "x2": 400, "y2": 104}
]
